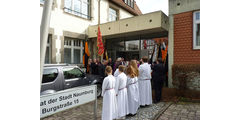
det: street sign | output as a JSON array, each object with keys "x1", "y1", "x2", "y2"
[{"x1": 40, "y1": 85, "x2": 97, "y2": 118}]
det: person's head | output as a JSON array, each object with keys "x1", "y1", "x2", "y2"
[
  {"x1": 157, "y1": 58, "x2": 163, "y2": 63},
  {"x1": 89, "y1": 59, "x2": 92, "y2": 62},
  {"x1": 121, "y1": 57, "x2": 124, "y2": 61},
  {"x1": 164, "y1": 39, "x2": 168, "y2": 45},
  {"x1": 142, "y1": 56, "x2": 148, "y2": 63},
  {"x1": 126, "y1": 66, "x2": 136, "y2": 78},
  {"x1": 105, "y1": 66, "x2": 112, "y2": 75},
  {"x1": 128, "y1": 60, "x2": 139, "y2": 76},
  {"x1": 109, "y1": 58, "x2": 112, "y2": 62},
  {"x1": 118, "y1": 65, "x2": 125, "y2": 73},
  {"x1": 104, "y1": 60, "x2": 108, "y2": 65},
  {"x1": 117, "y1": 57, "x2": 121, "y2": 62}
]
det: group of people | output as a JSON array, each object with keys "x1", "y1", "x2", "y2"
[
  {"x1": 87, "y1": 57, "x2": 147, "y2": 78},
  {"x1": 101, "y1": 56, "x2": 167, "y2": 120}
]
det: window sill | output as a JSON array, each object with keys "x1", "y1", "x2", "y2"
[
  {"x1": 63, "y1": 9, "x2": 92, "y2": 21},
  {"x1": 193, "y1": 46, "x2": 200, "y2": 50}
]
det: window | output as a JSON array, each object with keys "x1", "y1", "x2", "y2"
[
  {"x1": 193, "y1": 11, "x2": 200, "y2": 49},
  {"x1": 63, "y1": 67, "x2": 83, "y2": 79},
  {"x1": 45, "y1": 35, "x2": 52, "y2": 64},
  {"x1": 42, "y1": 68, "x2": 58, "y2": 83},
  {"x1": 64, "y1": 38, "x2": 83, "y2": 64},
  {"x1": 64, "y1": 0, "x2": 91, "y2": 19},
  {"x1": 123, "y1": 0, "x2": 134, "y2": 8},
  {"x1": 109, "y1": 8, "x2": 118, "y2": 22},
  {"x1": 40, "y1": 0, "x2": 45, "y2": 4}
]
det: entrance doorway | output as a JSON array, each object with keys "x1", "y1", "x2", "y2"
[{"x1": 116, "y1": 51, "x2": 139, "y2": 61}]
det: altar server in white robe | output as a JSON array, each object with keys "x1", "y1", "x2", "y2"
[
  {"x1": 126, "y1": 60, "x2": 140, "y2": 115},
  {"x1": 115, "y1": 65, "x2": 129, "y2": 119},
  {"x1": 138, "y1": 56, "x2": 153, "y2": 106},
  {"x1": 114, "y1": 68, "x2": 120, "y2": 78},
  {"x1": 102, "y1": 66, "x2": 118, "y2": 120}
]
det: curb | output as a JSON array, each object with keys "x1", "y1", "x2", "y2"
[{"x1": 151, "y1": 102, "x2": 173, "y2": 120}]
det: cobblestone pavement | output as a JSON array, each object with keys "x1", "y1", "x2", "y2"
[
  {"x1": 41, "y1": 97, "x2": 171, "y2": 120},
  {"x1": 157, "y1": 102, "x2": 200, "y2": 120}
]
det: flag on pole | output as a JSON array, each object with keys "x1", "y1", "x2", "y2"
[
  {"x1": 83, "y1": 41, "x2": 90, "y2": 72},
  {"x1": 97, "y1": 26, "x2": 104, "y2": 56}
]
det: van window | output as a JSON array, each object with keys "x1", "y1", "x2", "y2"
[
  {"x1": 63, "y1": 67, "x2": 83, "y2": 79},
  {"x1": 42, "y1": 68, "x2": 58, "y2": 83}
]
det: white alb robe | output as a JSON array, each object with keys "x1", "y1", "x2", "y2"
[
  {"x1": 101, "y1": 75, "x2": 118, "y2": 120},
  {"x1": 127, "y1": 76, "x2": 140, "y2": 114},
  {"x1": 138, "y1": 63, "x2": 153, "y2": 106},
  {"x1": 114, "y1": 68, "x2": 120, "y2": 78},
  {"x1": 115, "y1": 72, "x2": 129, "y2": 118}
]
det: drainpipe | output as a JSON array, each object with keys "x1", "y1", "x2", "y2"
[{"x1": 40, "y1": 0, "x2": 53, "y2": 91}]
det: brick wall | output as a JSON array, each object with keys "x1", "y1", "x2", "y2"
[{"x1": 174, "y1": 11, "x2": 200, "y2": 64}]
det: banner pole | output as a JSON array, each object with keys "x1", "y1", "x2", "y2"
[{"x1": 94, "y1": 85, "x2": 97, "y2": 120}]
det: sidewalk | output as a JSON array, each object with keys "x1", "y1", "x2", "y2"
[
  {"x1": 157, "y1": 102, "x2": 200, "y2": 120},
  {"x1": 41, "y1": 98, "x2": 199, "y2": 120},
  {"x1": 41, "y1": 97, "x2": 171, "y2": 120}
]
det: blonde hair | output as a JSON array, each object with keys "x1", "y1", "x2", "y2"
[
  {"x1": 126, "y1": 60, "x2": 139, "y2": 78},
  {"x1": 129, "y1": 60, "x2": 139, "y2": 76},
  {"x1": 105, "y1": 66, "x2": 112, "y2": 75},
  {"x1": 118, "y1": 65, "x2": 125, "y2": 72}
]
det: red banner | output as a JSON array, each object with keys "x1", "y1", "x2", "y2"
[{"x1": 97, "y1": 26, "x2": 104, "y2": 56}]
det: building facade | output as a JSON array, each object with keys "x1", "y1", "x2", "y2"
[
  {"x1": 168, "y1": 0, "x2": 200, "y2": 89},
  {"x1": 40, "y1": 0, "x2": 142, "y2": 64}
]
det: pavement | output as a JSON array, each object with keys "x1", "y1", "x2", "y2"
[
  {"x1": 41, "y1": 98, "x2": 200, "y2": 120},
  {"x1": 157, "y1": 102, "x2": 200, "y2": 120}
]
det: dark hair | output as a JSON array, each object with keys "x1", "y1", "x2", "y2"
[
  {"x1": 157, "y1": 58, "x2": 163, "y2": 63},
  {"x1": 142, "y1": 56, "x2": 148, "y2": 62}
]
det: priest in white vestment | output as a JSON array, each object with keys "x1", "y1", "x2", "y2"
[
  {"x1": 102, "y1": 66, "x2": 118, "y2": 120},
  {"x1": 138, "y1": 57, "x2": 153, "y2": 106},
  {"x1": 115, "y1": 65, "x2": 129, "y2": 119}
]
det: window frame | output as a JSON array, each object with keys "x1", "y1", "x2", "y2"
[
  {"x1": 42, "y1": 68, "x2": 59, "y2": 84},
  {"x1": 63, "y1": 0, "x2": 91, "y2": 20},
  {"x1": 123, "y1": 0, "x2": 134, "y2": 8},
  {"x1": 193, "y1": 11, "x2": 200, "y2": 50},
  {"x1": 45, "y1": 35, "x2": 52, "y2": 64},
  {"x1": 64, "y1": 38, "x2": 83, "y2": 64},
  {"x1": 40, "y1": 0, "x2": 45, "y2": 4},
  {"x1": 63, "y1": 67, "x2": 84, "y2": 81},
  {"x1": 108, "y1": 7, "x2": 118, "y2": 22}
]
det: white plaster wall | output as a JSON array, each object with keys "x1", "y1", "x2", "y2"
[
  {"x1": 40, "y1": 0, "x2": 136, "y2": 63},
  {"x1": 119, "y1": 8, "x2": 133, "y2": 19}
]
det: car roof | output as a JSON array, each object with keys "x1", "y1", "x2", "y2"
[{"x1": 44, "y1": 64, "x2": 78, "y2": 68}]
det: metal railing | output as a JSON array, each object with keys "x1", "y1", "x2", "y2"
[{"x1": 63, "y1": 7, "x2": 92, "y2": 20}]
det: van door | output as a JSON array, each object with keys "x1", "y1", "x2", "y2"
[{"x1": 62, "y1": 67, "x2": 85, "y2": 89}]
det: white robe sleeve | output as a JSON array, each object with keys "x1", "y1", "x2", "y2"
[
  {"x1": 114, "y1": 69, "x2": 119, "y2": 77},
  {"x1": 101, "y1": 77, "x2": 108, "y2": 97},
  {"x1": 115, "y1": 76, "x2": 120, "y2": 95},
  {"x1": 138, "y1": 65, "x2": 143, "y2": 79}
]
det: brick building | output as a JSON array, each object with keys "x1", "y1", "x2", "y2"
[{"x1": 168, "y1": 0, "x2": 200, "y2": 90}]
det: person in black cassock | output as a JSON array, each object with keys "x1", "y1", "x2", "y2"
[
  {"x1": 152, "y1": 58, "x2": 166, "y2": 103},
  {"x1": 98, "y1": 59, "x2": 107, "y2": 78},
  {"x1": 108, "y1": 58, "x2": 114, "y2": 70},
  {"x1": 91, "y1": 59, "x2": 98, "y2": 75}
]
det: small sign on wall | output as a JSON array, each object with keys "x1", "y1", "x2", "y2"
[{"x1": 40, "y1": 85, "x2": 97, "y2": 118}]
